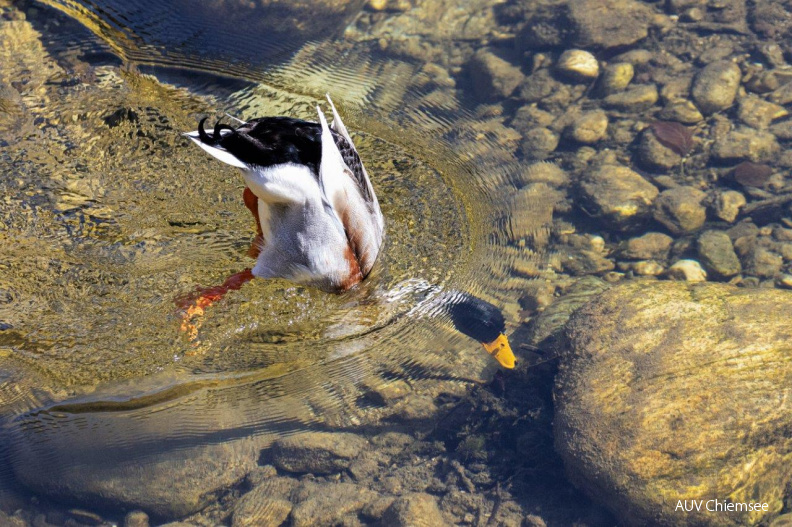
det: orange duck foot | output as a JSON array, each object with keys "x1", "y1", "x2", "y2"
[{"x1": 176, "y1": 268, "x2": 255, "y2": 340}]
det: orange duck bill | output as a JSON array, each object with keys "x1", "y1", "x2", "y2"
[{"x1": 444, "y1": 291, "x2": 516, "y2": 369}]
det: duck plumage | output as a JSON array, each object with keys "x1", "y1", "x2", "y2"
[{"x1": 185, "y1": 95, "x2": 384, "y2": 292}]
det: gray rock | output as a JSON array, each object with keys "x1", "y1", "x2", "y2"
[
  {"x1": 381, "y1": 493, "x2": 449, "y2": 527},
  {"x1": 579, "y1": 164, "x2": 659, "y2": 230},
  {"x1": 569, "y1": 111, "x2": 608, "y2": 144},
  {"x1": 124, "y1": 511, "x2": 150, "y2": 527},
  {"x1": 653, "y1": 186, "x2": 707, "y2": 234},
  {"x1": 711, "y1": 128, "x2": 780, "y2": 162},
  {"x1": 290, "y1": 482, "x2": 376, "y2": 527},
  {"x1": 468, "y1": 49, "x2": 524, "y2": 102},
  {"x1": 603, "y1": 85, "x2": 658, "y2": 112},
  {"x1": 637, "y1": 129, "x2": 682, "y2": 171},
  {"x1": 619, "y1": 232, "x2": 673, "y2": 260},
  {"x1": 270, "y1": 432, "x2": 367, "y2": 474},
  {"x1": 12, "y1": 430, "x2": 262, "y2": 519},
  {"x1": 697, "y1": 230, "x2": 741, "y2": 279},
  {"x1": 527, "y1": 277, "x2": 611, "y2": 345},
  {"x1": 518, "y1": 69, "x2": 560, "y2": 103},
  {"x1": 691, "y1": 60, "x2": 742, "y2": 114},
  {"x1": 520, "y1": 127, "x2": 559, "y2": 160},
  {"x1": 712, "y1": 190, "x2": 746, "y2": 222},
  {"x1": 568, "y1": 0, "x2": 652, "y2": 49},
  {"x1": 744, "y1": 247, "x2": 783, "y2": 278},
  {"x1": 555, "y1": 282, "x2": 792, "y2": 526}
]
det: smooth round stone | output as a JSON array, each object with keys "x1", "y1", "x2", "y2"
[
  {"x1": 124, "y1": 511, "x2": 150, "y2": 527},
  {"x1": 631, "y1": 260, "x2": 665, "y2": 276},
  {"x1": 555, "y1": 282, "x2": 792, "y2": 525},
  {"x1": 517, "y1": 162, "x2": 569, "y2": 187},
  {"x1": 599, "y1": 62, "x2": 634, "y2": 94},
  {"x1": 667, "y1": 259, "x2": 707, "y2": 282},
  {"x1": 603, "y1": 84, "x2": 658, "y2": 112},
  {"x1": 738, "y1": 96, "x2": 788, "y2": 129},
  {"x1": 569, "y1": 111, "x2": 608, "y2": 144},
  {"x1": 691, "y1": 60, "x2": 742, "y2": 114},
  {"x1": 556, "y1": 49, "x2": 600, "y2": 81},
  {"x1": 619, "y1": 232, "x2": 673, "y2": 260},
  {"x1": 657, "y1": 100, "x2": 704, "y2": 124},
  {"x1": 521, "y1": 127, "x2": 559, "y2": 160}
]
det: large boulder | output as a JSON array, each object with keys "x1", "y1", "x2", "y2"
[{"x1": 554, "y1": 281, "x2": 792, "y2": 526}]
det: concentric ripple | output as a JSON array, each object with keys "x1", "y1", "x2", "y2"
[{"x1": 1, "y1": 0, "x2": 557, "y2": 515}]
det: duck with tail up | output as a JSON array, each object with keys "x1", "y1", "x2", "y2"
[{"x1": 181, "y1": 95, "x2": 515, "y2": 369}]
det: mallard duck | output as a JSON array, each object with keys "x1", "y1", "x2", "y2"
[{"x1": 183, "y1": 95, "x2": 515, "y2": 368}]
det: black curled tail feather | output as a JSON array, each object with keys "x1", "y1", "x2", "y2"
[{"x1": 197, "y1": 117, "x2": 236, "y2": 145}]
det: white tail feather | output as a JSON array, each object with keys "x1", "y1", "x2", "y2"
[
  {"x1": 183, "y1": 131, "x2": 246, "y2": 169},
  {"x1": 325, "y1": 94, "x2": 354, "y2": 146}
]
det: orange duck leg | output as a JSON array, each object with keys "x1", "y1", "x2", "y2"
[{"x1": 177, "y1": 187, "x2": 262, "y2": 340}]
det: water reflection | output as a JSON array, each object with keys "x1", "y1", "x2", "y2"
[{"x1": 1, "y1": 0, "x2": 552, "y2": 518}]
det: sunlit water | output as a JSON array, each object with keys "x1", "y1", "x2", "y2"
[{"x1": 0, "y1": 0, "x2": 555, "y2": 519}]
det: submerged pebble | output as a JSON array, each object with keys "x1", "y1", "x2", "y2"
[
  {"x1": 697, "y1": 230, "x2": 741, "y2": 279},
  {"x1": 618, "y1": 232, "x2": 673, "y2": 260},
  {"x1": 691, "y1": 60, "x2": 741, "y2": 114},
  {"x1": 556, "y1": 49, "x2": 599, "y2": 81},
  {"x1": 517, "y1": 162, "x2": 569, "y2": 188},
  {"x1": 269, "y1": 432, "x2": 368, "y2": 474},
  {"x1": 603, "y1": 84, "x2": 658, "y2": 112},
  {"x1": 712, "y1": 128, "x2": 780, "y2": 162},
  {"x1": 653, "y1": 186, "x2": 707, "y2": 235},
  {"x1": 521, "y1": 127, "x2": 559, "y2": 160},
  {"x1": 124, "y1": 511, "x2": 150, "y2": 527},
  {"x1": 712, "y1": 190, "x2": 746, "y2": 223},
  {"x1": 569, "y1": 111, "x2": 608, "y2": 144},
  {"x1": 579, "y1": 164, "x2": 659, "y2": 230},
  {"x1": 737, "y1": 96, "x2": 788, "y2": 129},
  {"x1": 381, "y1": 493, "x2": 449, "y2": 527},
  {"x1": 599, "y1": 62, "x2": 634, "y2": 94},
  {"x1": 667, "y1": 259, "x2": 708, "y2": 282},
  {"x1": 469, "y1": 49, "x2": 524, "y2": 102}
]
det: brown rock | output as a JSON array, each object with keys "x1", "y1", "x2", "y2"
[
  {"x1": 579, "y1": 164, "x2": 659, "y2": 230},
  {"x1": 653, "y1": 186, "x2": 707, "y2": 234},
  {"x1": 381, "y1": 493, "x2": 449, "y2": 527},
  {"x1": 469, "y1": 49, "x2": 524, "y2": 102},
  {"x1": 270, "y1": 432, "x2": 367, "y2": 474}
]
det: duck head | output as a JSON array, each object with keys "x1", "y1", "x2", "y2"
[{"x1": 444, "y1": 291, "x2": 516, "y2": 369}]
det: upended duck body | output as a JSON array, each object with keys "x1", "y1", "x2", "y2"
[
  {"x1": 184, "y1": 95, "x2": 515, "y2": 368},
  {"x1": 187, "y1": 96, "x2": 383, "y2": 292}
]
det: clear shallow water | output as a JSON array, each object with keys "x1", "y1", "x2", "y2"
[{"x1": 0, "y1": 0, "x2": 551, "y2": 518}]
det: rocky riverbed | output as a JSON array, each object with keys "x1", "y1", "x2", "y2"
[{"x1": 2, "y1": 0, "x2": 792, "y2": 525}]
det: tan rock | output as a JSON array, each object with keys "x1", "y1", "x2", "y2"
[{"x1": 555, "y1": 282, "x2": 792, "y2": 526}]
